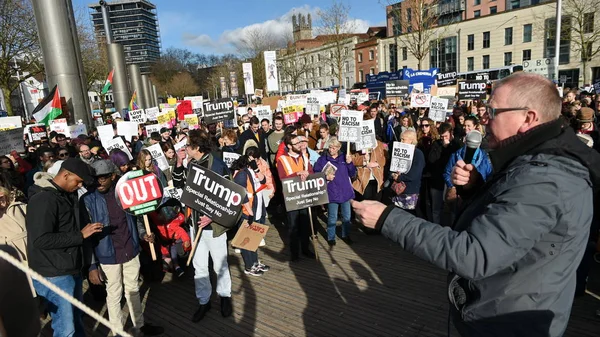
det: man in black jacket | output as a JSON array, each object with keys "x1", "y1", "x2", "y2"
[
  {"x1": 26, "y1": 158, "x2": 102, "y2": 337},
  {"x1": 238, "y1": 116, "x2": 267, "y2": 160}
]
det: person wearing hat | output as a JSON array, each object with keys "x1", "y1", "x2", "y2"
[
  {"x1": 81, "y1": 160, "x2": 163, "y2": 336},
  {"x1": 26, "y1": 158, "x2": 103, "y2": 337},
  {"x1": 298, "y1": 113, "x2": 319, "y2": 150},
  {"x1": 575, "y1": 107, "x2": 599, "y2": 151},
  {"x1": 160, "y1": 127, "x2": 174, "y2": 147},
  {"x1": 179, "y1": 120, "x2": 190, "y2": 134}
]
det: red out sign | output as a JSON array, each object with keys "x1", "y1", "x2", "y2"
[{"x1": 115, "y1": 171, "x2": 163, "y2": 214}]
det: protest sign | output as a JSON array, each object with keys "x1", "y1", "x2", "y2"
[
  {"x1": 174, "y1": 139, "x2": 186, "y2": 152},
  {"x1": 145, "y1": 107, "x2": 160, "y2": 121},
  {"x1": 105, "y1": 137, "x2": 133, "y2": 160},
  {"x1": 237, "y1": 106, "x2": 248, "y2": 116},
  {"x1": 145, "y1": 124, "x2": 162, "y2": 136},
  {"x1": 115, "y1": 170, "x2": 164, "y2": 216},
  {"x1": 283, "y1": 105, "x2": 301, "y2": 124},
  {"x1": 69, "y1": 124, "x2": 87, "y2": 139},
  {"x1": 412, "y1": 83, "x2": 424, "y2": 93},
  {"x1": 593, "y1": 80, "x2": 600, "y2": 94},
  {"x1": 231, "y1": 223, "x2": 270, "y2": 252},
  {"x1": 0, "y1": 128, "x2": 25, "y2": 155},
  {"x1": 0, "y1": 117, "x2": 22, "y2": 131},
  {"x1": 129, "y1": 109, "x2": 146, "y2": 123},
  {"x1": 282, "y1": 172, "x2": 329, "y2": 212},
  {"x1": 458, "y1": 81, "x2": 487, "y2": 100},
  {"x1": 29, "y1": 124, "x2": 47, "y2": 142},
  {"x1": 410, "y1": 93, "x2": 432, "y2": 108},
  {"x1": 223, "y1": 152, "x2": 240, "y2": 168},
  {"x1": 97, "y1": 124, "x2": 114, "y2": 144},
  {"x1": 111, "y1": 111, "x2": 122, "y2": 120},
  {"x1": 167, "y1": 98, "x2": 177, "y2": 106},
  {"x1": 146, "y1": 143, "x2": 170, "y2": 171},
  {"x1": 356, "y1": 120, "x2": 376, "y2": 151},
  {"x1": 330, "y1": 104, "x2": 346, "y2": 117},
  {"x1": 429, "y1": 97, "x2": 448, "y2": 122},
  {"x1": 385, "y1": 80, "x2": 409, "y2": 97},
  {"x1": 177, "y1": 100, "x2": 193, "y2": 119},
  {"x1": 49, "y1": 119, "x2": 68, "y2": 135},
  {"x1": 184, "y1": 96, "x2": 204, "y2": 109},
  {"x1": 203, "y1": 98, "x2": 235, "y2": 124},
  {"x1": 156, "y1": 112, "x2": 171, "y2": 126},
  {"x1": 338, "y1": 110, "x2": 362, "y2": 143},
  {"x1": 437, "y1": 71, "x2": 458, "y2": 87},
  {"x1": 254, "y1": 89, "x2": 264, "y2": 98},
  {"x1": 116, "y1": 121, "x2": 139, "y2": 141},
  {"x1": 180, "y1": 164, "x2": 247, "y2": 228},
  {"x1": 437, "y1": 87, "x2": 457, "y2": 98},
  {"x1": 305, "y1": 95, "x2": 320, "y2": 115},
  {"x1": 184, "y1": 114, "x2": 199, "y2": 129},
  {"x1": 255, "y1": 106, "x2": 272, "y2": 123},
  {"x1": 164, "y1": 187, "x2": 183, "y2": 201},
  {"x1": 390, "y1": 142, "x2": 415, "y2": 173}
]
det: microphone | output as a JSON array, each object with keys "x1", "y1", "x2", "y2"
[{"x1": 463, "y1": 131, "x2": 483, "y2": 164}]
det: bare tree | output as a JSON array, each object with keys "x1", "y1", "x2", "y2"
[
  {"x1": 0, "y1": 0, "x2": 43, "y2": 116},
  {"x1": 162, "y1": 72, "x2": 200, "y2": 99},
  {"x1": 386, "y1": 0, "x2": 440, "y2": 70},
  {"x1": 278, "y1": 52, "x2": 312, "y2": 93},
  {"x1": 317, "y1": 1, "x2": 357, "y2": 89},
  {"x1": 562, "y1": 0, "x2": 600, "y2": 84}
]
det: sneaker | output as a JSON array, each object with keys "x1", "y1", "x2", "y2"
[
  {"x1": 244, "y1": 266, "x2": 264, "y2": 277},
  {"x1": 342, "y1": 236, "x2": 354, "y2": 245},
  {"x1": 139, "y1": 323, "x2": 164, "y2": 336},
  {"x1": 175, "y1": 267, "x2": 184, "y2": 278},
  {"x1": 220, "y1": 297, "x2": 233, "y2": 317},
  {"x1": 327, "y1": 240, "x2": 336, "y2": 246},
  {"x1": 191, "y1": 302, "x2": 211, "y2": 322},
  {"x1": 259, "y1": 238, "x2": 266, "y2": 247},
  {"x1": 256, "y1": 262, "x2": 270, "y2": 272},
  {"x1": 234, "y1": 248, "x2": 241, "y2": 254}
]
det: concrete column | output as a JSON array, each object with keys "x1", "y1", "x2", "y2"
[
  {"x1": 107, "y1": 43, "x2": 130, "y2": 112},
  {"x1": 128, "y1": 64, "x2": 144, "y2": 109},
  {"x1": 141, "y1": 74, "x2": 152, "y2": 109},
  {"x1": 151, "y1": 83, "x2": 159, "y2": 107}
]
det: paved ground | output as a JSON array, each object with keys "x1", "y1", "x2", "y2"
[{"x1": 41, "y1": 213, "x2": 600, "y2": 336}]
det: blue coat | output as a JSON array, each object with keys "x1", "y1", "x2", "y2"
[
  {"x1": 444, "y1": 146, "x2": 493, "y2": 188},
  {"x1": 82, "y1": 189, "x2": 141, "y2": 268},
  {"x1": 314, "y1": 152, "x2": 357, "y2": 203},
  {"x1": 398, "y1": 147, "x2": 425, "y2": 194}
]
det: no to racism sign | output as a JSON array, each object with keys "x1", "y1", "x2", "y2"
[
  {"x1": 338, "y1": 110, "x2": 362, "y2": 143},
  {"x1": 390, "y1": 142, "x2": 415, "y2": 174},
  {"x1": 429, "y1": 97, "x2": 448, "y2": 122},
  {"x1": 282, "y1": 172, "x2": 329, "y2": 212},
  {"x1": 203, "y1": 98, "x2": 235, "y2": 124},
  {"x1": 115, "y1": 170, "x2": 164, "y2": 215},
  {"x1": 180, "y1": 164, "x2": 247, "y2": 227}
]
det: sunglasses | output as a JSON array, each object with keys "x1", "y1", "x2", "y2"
[
  {"x1": 58, "y1": 153, "x2": 69, "y2": 157},
  {"x1": 421, "y1": 124, "x2": 430, "y2": 128}
]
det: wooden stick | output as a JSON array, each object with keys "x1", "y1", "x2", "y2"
[
  {"x1": 143, "y1": 214, "x2": 157, "y2": 261},
  {"x1": 186, "y1": 226, "x2": 203, "y2": 266},
  {"x1": 346, "y1": 141, "x2": 350, "y2": 155},
  {"x1": 586, "y1": 289, "x2": 600, "y2": 302},
  {"x1": 307, "y1": 207, "x2": 319, "y2": 261}
]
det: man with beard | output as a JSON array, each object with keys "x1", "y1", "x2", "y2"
[
  {"x1": 76, "y1": 143, "x2": 99, "y2": 165},
  {"x1": 352, "y1": 72, "x2": 600, "y2": 337}
]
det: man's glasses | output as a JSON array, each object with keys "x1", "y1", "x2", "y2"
[
  {"x1": 58, "y1": 153, "x2": 68, "y2": 158},
  {"x1": 484, "y1": 105, "x2": 529, "y2": 119}
]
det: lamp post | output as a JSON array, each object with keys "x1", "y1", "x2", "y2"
[{"x1": 554, "y1": 0, "x2": 562, "y2": 82}]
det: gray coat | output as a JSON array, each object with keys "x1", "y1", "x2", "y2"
[{"x1": 376, "y1": 121, "x2": 599, "y2": 336}]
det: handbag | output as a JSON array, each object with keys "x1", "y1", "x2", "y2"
[{"x1": 390, "y1": 180, "x2": 406, "y2": 196}]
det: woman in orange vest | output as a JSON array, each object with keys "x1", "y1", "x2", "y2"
[{"x1": 230, "y1": 155, "x2": 271, "y2": 277}]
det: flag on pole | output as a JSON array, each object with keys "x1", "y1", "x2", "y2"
[
  {"x1": 129, "y1": 90, "x2": 140, "y2": 110},
  {"x1": 32, "y1": 85, "x2": 62, "y2": 126},
  {"x1": 101, "y1": 68, "x2": 114, "y2": 95}
]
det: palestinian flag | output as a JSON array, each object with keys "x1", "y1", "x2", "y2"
[
  {"x1": 101, "y1": 68, "x2": 114, "y2": 95},
  {"x1": 129, "y1": 90, "x2": 140, "y2": 110},
  {"x1": 32, "y1": 85, "x2": 62, "y2": 125}
]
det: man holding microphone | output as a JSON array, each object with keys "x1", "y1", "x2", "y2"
[{"x1": 352, "y1": 72, "x2": 600, "y2": 336}]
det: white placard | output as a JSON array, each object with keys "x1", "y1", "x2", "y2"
[
  {"x1": 146, "y1": 143, "x2": 170, "y2": 171},
  {"x1": 255, "y1": 106, "x2": 272, "y2": 123},
  {"x1": 390, "y1": 142, "x2": 415, "y2": 173},
  {"x1": 429, "y1": 97, "x2": 448, "y2": 122},
  {"x1": 306, "y1": 95, "x2": 320, "y2": 116},
  {"x1": 237, "y1": 106, "x2": 248, "y2": 116},
  {"x1": 0, "y1": 116, "x2": 22, "y2": 130},
  {"x1": 97, "y1": 124, "x2": 114, "y2": 145},
  {"x1": 69, "y1": 124, "x2": 87, "y2": 139},
  {"x1": 338, "y1": 110, "x2": 363, "y2": 143},
  {"x1": 410, "y1": 93, "x2": 431, "y2": 108},
  {"x1": 111, "y1": 111, "x2": 122, "y2": 120},
  {"x1": 104, "y1": 137, "x2": 132, "y2": 160},
  {"x1": 145, "y1": 124, "x2": 162, "y2": 136},
  {"x1": 412, "y1": 83, "x2": 424, "y2": 93},
  {"x1": 129, "y1": 109, "x2": 146, "y2": 123},
  {"x1": 174, "y1": 139, "x2": 187, "y2": 152},
  {"x1": 49, "y1": 118, "x2": 69, "y2": 135},
  {"x1": 145, "y1": 107, "x2": 160, "y2": 121},
  {"x1": 356, "y1": 120, "x2": 376, "y2": 151},
  {"x1": 164, "y1": 186, "x2": 183, "y2": 201},
  {"x1": 116, "y1": 121, "x2": 139, "y2": 141},
  {"x1": 223, "y1": 152, "x2": 241, "y2": 168},
  {"x1": 437, "y1": 87, "x2": 457, "y2": 97}
]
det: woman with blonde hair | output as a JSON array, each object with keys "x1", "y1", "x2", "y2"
[
  {"x1": 136, "y1": 149, "x2": 168, "y2": 187},
  {"x1": 0, "y1": 186, "x2": 28, "y2": 262}
]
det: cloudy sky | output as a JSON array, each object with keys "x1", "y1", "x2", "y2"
[{"x1": 78, "y1": 0, "x2": 387, "y2": 54}]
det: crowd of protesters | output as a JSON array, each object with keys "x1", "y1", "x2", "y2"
[{"x1": 0, "y1": 76, "x2": 599, "y2": 336}]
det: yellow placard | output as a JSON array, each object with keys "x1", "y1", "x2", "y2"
[
  {"x1": 184, "y1": 114, "x2": 199, "y2": 128},
  {"x1": 157, "y1": 113, "x2": 170, "y2": 125},
  {"x1": 283, "y1": 105, "x2": 301, "y2": 114},
  {"x1": 167, "y1": 98, "x2": 177, "y2": 106},
  {"x1": 168, "y1": 110, "x2": 176, "y2": 121}
]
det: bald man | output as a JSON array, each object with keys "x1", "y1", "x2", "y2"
[{"x1": 353, "y1": 72, "x2": 600, "y2": 336}]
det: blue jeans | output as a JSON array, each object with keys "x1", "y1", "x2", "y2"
[
  {"x1": 327, "y1": 201, "x2": 352, "y2": 241},
  {"x1": 33, "y1": 275, "x2": 84, "y2": 337},
  {"x1": 240, "y1": 214, "x2": 265, "y2": 270}
]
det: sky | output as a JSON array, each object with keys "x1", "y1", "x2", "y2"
[{"x1": 76, "y1": 0, "x2": 388, "y2": 55}]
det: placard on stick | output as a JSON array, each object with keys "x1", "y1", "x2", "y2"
[
  {"x1": 203, "y1": 98, "x2": 235, "y2": 124},
  {"x1": 390, "y1": 142, "x2": 415, "y2": 174},
  {"x1": 338, "y1": 110, "x2": 362, "y2": 143},
  {"x1": 429, "y1": 97, "x2": 448, "y2": 122},
  {"x1": 281, "y1": 172, "x2": 329, "y2": 212},
  {"x1": 231, "y1": 223, "x2": 269, "y2": 252}
]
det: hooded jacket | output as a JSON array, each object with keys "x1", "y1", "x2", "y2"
[
  {"x1": 373, "y1": 119, "x2": 600, "y2": 337},
  {"x1": 27, "y1": 171, "x2": 55, "y2": 198},
  {"x1": 0, "y1": 201, "x2": 28, "y2": 262}
]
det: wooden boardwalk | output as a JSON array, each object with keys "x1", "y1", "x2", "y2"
[{"x1": 41, "y1": 213, "x2": 600, "y2": 336}]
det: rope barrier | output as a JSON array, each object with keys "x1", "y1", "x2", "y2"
[{"x1": 0, "y1": 249, "x2": 132, "y2": 337}]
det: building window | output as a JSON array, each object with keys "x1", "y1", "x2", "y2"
[
  {"x1": 344, "y1": 47, "x2": 349, "y2": 56},
  {"x1": 482, "y1": 55, "x2": 490, "y2": 69},
  {"x1": 331, "y1": 79, "x2": 335, "y2": 86},
  {"x1": 522, "y1": 49, "x2": 531, "y2": 61},
  {"x1": 345, "y1": 61, "x2": 350, "y2": 72},
  {"x1": 544, "y1": 17, "x2": 571, "y2": 64},
  {"x1": 490, "y1": 6, "x2": 497, "y2": 14},
  {"x1": 329, "y1": 51, "x2": 333, "y2": 59},
  {"x1": 402, "y1": 47, "x2": 407, "y2": 60},
  {"x1": 318, "y1": 81, "x2": 322, "y2": 87},
  {"x1": 467, "y1": 34, "x2": 474, "y2": 50},
  {"x1": 358, "y1": 53, "x2": 363, "y2": 63},
  {"x1": 467, "y1": 57, "x2": 474, "y2": 71},
  {"x1": 474, "y1": 0, "x2": 481, "y2": 5},
  {"x1": 510, "y1": 0, "x2": 520, "y2": 9},
  {"x1": 505, "y1": 27, "x2": 513, "y2": 45},
  {"x1": 359, "y1": 70, "x2": 364, "y2": 82},
  {"x1": 369, "y1": 50, "x2": 374, "y2": 60},
  {"x1": 310, "y1": 55, "x2": 314, "y2": 63},
  {"x1": 430, "y1": 36, "x2": 458, "y2": 72},
  {"x1": 483, "y1": 32, "x2": 490, "y2": 48},
  {"x1": 318, "y1": 54, "x2": 322, "y2": 62},
  {"x1": 582, "y1": 41, "x2": 593, "y2": 61},
  {"x1": 504, "y1": 52, "x2": 512, "y2": 66},
  {"x1": 369, "y1": 67, "x2": 374, "y2": 75},
  {"x1": 389, "y1": 44, "x2": 398, "y2": 72},
  {"x1": 523, "y1": 24, "x2": 532, "y2": 42},
  {"x1": 474, "y1": 10, "x2": 481, "y2": 18},
  {"x1": 317, "y1": 67, "x2": 322, "y2": 76},
  {"x1": 407, "y1": 8, "x2": 412, "y2": 24},
  {"x1": 345, "y1": 77, "x2": 350, "y2": 88},
  {"x1": 584, "y1": 13, "x2": 594, "y2": 34}
]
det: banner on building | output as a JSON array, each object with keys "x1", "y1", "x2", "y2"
[
  {"x1": 220, "y1": 76, "x2": 228, "y2": 98},
  {"x1": 229, "y1": 72, "x2": 239, "y2": 98},
  {"x1": 242, "y1": 63, "x2": 255, "y2": 96},
  {"x1": 264, "y1": 51, "x2": 279, "y2": 92}
]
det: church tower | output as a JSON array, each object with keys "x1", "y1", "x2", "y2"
[{"x1": 292, "y1": 13, "x2": 312, "y2": 42}]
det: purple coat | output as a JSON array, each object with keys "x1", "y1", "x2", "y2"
[{"x1": 314, "y1": 152, "x2": 357, "y2": 203}]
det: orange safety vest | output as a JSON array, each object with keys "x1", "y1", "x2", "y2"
[
  {"x1": 233, "y1": 169, "x2": 257, "y2": 217},
  {"x1": 278, "y1": 153, "x2": 309, "y2": 177}
]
